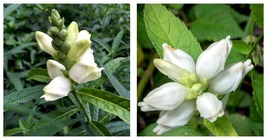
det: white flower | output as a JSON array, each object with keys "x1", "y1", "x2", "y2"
[
  {"x1": 196, "y1": 36, "x2": 232, "y2": 80},
  {"x1": 66, "y1": 21, "x2": 79, "y2": 42},
  {"x1": 208, "y1": 59, "x2": 254, "y2": 94},
  {"x1": 163, "y1": 43, "x2": 196, "y2": 73},
  {"x1": 69, "y1": 48, "x2": 103, "y2": 84},
  {"x1": 196, "y1": 92, "x2": 224, "y2": 122},
  {"x1": 41, "y1": 76, "x2": 71, "y2": 101},
  {"x1": 35, "y1": 31, "x2": 57, "y2": 56},
  {"x1": 46, "y1": 60, "x2": 66, "y2": 79},
  {"x1": 138, "y1": 82, "x2": 189, "y2": 111},
  {"x1": 153, "y1": 100, "x2": 196, "y2": 135}
]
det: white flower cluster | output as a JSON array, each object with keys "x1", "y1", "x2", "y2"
[
  {"x1": 138, "y1": 36, "x2": 254, "y2": 135},
  {"x1": 35, "y1": 22, "x2": 103, "y2": 101}
]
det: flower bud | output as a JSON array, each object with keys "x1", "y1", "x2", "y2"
[
  {"x1": 67, "y1": 39, "x2": 91, "y2": 62},
  {"x1": 66, "y1": 21, "x2": 79, "y2": 43},
  {"x1": 41, "y1": 76, "x2": 71, "y2": 101},
  {"x1": 208, "y1": 59, "x2": 254, "y2": 94},
  {"x1": 154, "y1": 59, "x2": 189, "y2": 82},
  {"x1": 58, "y1": 29, "x2": 68, "y2": 40},
  {"x1": 196, "y1": 92, "x2": 224, "y2": 122},
  {"x1": 49, "y1": 26, "x2": 59, "y2": 36},
  {"x1": 138, "y1": 82, "x2": 188, "y2": 111},
  {"x1": 153, "y1": 100, "x2": 196, "y2": 135},
  {"x1": 163, "y1": 43, "x2": 196, "y2": 73},
  {"x1": 35, "y1": 31, "x2": 57, "y2": 56},
  {"x1": 196, "y1": 36, "x2": 232, "y2": 80},
  {"x1": 46, "y1": 60, "x2": 66, "y2": 79}
]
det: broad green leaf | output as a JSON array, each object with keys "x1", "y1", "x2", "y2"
[
  {"x1": 26, "y1": 107, "x2": 79, "y2": 136},
  {"x1": 190, "y1": 5, "x2": 244, "y2": 41},
  {"x1": 4, "y1": 85, "x2": 45, "y2": 106},
  {"x1": 101, "y1": 63, "x2": 130, "y2": 99},
  {"x1": 250, "y1": 4, "x2": 263, "y2": 28},
  {"x1": 204, "y1": 115, "x2": 238, "y2": 136},
  {"x1": 144, "y1": 4, "x2": 202, "y2": 60},
  {"x1": 137, "y1": 11, "x2": 153, "y2": 48},
  {"x1": 4, "y1": 127, "x2": 23, "y2": 136},
  {"x1": 138, "y1": 123, "x2": 201, "y2": 136},
  {"x1": 232, "y1": 40, "x2": 250, "y2": 55},
  {"x1": 105, "y1": 121, "x2": 130, "y2": 136},
  {"x1": 78, "y1": 88, "x2": 130, "y2": 124},
  {"x1": 228, "y1": 114, "x2": 253, "y2": 136},
  {"x1": 4, "y1": 4, "x2": 21, "y2": 19},
  {"x1": 225, "y1": 45, "x2": 245, "y2": 65},
  {"x1": 27, "y1": 68, "x2": 51, "y2": 83},
  {"x1": 90, "y1": 121, "x2": 112, "y2": 136},
  {"x1": 168, "y1": 4, "x2": 184, "y2": 10},
  {"x1": 251, "y1": 72, "x2": 263, "y2": 118}
]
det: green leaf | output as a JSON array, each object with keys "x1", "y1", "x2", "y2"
[
  {"x1": 4, "y1": 4, "x2": 21, "y2": 19},
  {"x1": 91, "y1": 37, "x2": 111, "y2": 52},
  {"x1": 26, "y1": 107, "x2": 79, "y2": 136},
  {"x1": 190, "y1": 5, "x2": 244, "y2": 41},
  {"x1": 105, "y1": 121, "x2": 130, "y2": 136},
  {"x1": 138, "y1": 123, "x2": 201, "y2": 136},
  {"x1": 4, "y1": 85, "x2": 45, "y2": 106},
  {"x1": 225, "y1": 45, "x2": 245, "y2": 65},
  {"x1": 204, "y1": 115, "x2": 238, "y2": 136},
  {"x1": 27, "y1": 68, "x2": 51, "y2": 83},
  {"x1": 232, "y1": 40, "x2": 251, "y2": 55},
  {"x1": 250, "y1": 4, "x2": 263, "y2": 28},
  {"x1": 4, "y1": 127, "x2": 23, "y2": 136},
  {"x1": 4, "y1": 42, "x2": 37, "y2": 57},
  {"x1": 228, "y1": 114, "x2": 253, "y2": 136},
  {"x1": 251, "y1": 72, "x2": 263, "y2": 118},
  {"x1": 168, "y1": 4, "x2": 184, "y2": 10},
  {"x1": 78, "y1": 88, "x2": 130, "y2": 124},
  {"x1": 112, "y1": 30, "x2": 124, "y2": 49},
  {"x1": 90, "y1": 121, "x2": 112, "y2": 136},
  {"x1": 137, "y1": 11, "x2": 153, "y2": 48},
  {"x1": 5, "y1": 70, "x2": 24, "y2": 91},
  {"x1": 101, "y1": 63, "x2": 130, "y2": 99},
  {"x1": 144, "y1": 4, "x2": 202, "y2": 60}
]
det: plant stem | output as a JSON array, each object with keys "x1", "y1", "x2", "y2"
[
  {"x1": 137, "y1": 52, "x2": 158, "y2": 103},
  {"x1": 72, "y1": 87, "x2": 91, "y2": 122},
  {"x1": 246, "y1": 32, "x2": 263, "y2": 60}
]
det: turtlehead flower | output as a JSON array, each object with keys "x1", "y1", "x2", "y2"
[
  {"x1": 209, "y1": 59, "x2": 254, "y2": 94},
  {"x1": 154, "y1": 100, "x2": 196, "y2": 135},
  {"x1": 35, "y1": 31, "x2": 57, "y2": 56},
  {"x1": 138, "y1": 36, "x2": 254, "y2": 135},
  {"x1": 138, "y1": 82, "x2": 189, "y2": 111},
  {"x1": 41, "y1": 76, "x2": 71, "y2": 101},
  {"x1": 47, "y1": 59, "x2": 66, "y2": 79},
  {"x1": 196, "y1": 93, "x2": 224, "y2": 122},
  {"x1": 69, "y1": 48, "x2": 104, "y2": 84}
]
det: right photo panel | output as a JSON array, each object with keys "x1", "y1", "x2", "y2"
[{"x1": 137, "y1": 4, "x2": 263, "y2": 136}]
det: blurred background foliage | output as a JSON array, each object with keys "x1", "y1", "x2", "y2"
[
  {"x1": 137, "y1": 4, "x2": 263, "y2": 136},
  {"x1": 4, "y1": 4, "x2": 130, "y2": 136}
]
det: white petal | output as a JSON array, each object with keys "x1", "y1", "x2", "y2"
[
  {"x1": 79, "y1": 48, "x2": 96, "y2": 66},
  {"x1": 154, "y1": 59, "x2": 189, "y2": 82},
  {"x1": 163, "y1": 43, "x2": 196, "y2": 73},
  {"x1": 41, "y1": 76, "x2": 71, "y2": 101},
  {"x1": 209, "y1": 59, "x2": 254, "y2": 94},
  {"x1": 196, "y1": 36, "x2": 232, "y2": 80},
  {"x1": 66, "y1": 21, "x2": 79, "y2": 43},
  {"x1": 76, "y1": 30, "x2": 91, "y2": 42},
  {"x1": 138, "y1": 82, "x2": 188, "y2": 111},
  {"x1": 196, "y1": 93, "x2": 224, "y2": 122},
  {"x1": 47, "y1": 60, "x2": 66, "y2": 79},
  {"x1": 156, "y1": 100, "x2": 196, "y2": 127},
  {"x1": 153, "y1": 124, "x2": 172, "y2": 135},
  {"x1": 69, "y1": 62, "x2": 103, "y2": 84},
  {"x1": 35, "y1": 31, "x2": 57, "y2": 56}
]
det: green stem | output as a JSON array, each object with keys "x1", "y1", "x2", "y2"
[
  {"x1": 72, "y1": 87, "x2": 91, "y2": 122},
  {"x1": 245, "y1": 32, "x2": 263, "y2": 60},
  {"x1": 137, "y1": 52, "x2": 158, "y2": 103}
]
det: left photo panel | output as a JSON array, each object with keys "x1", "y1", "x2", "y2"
[{"x1": 4, "y1": 4, "x2": 130, "y2": 136}]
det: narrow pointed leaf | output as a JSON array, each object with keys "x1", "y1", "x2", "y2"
[{"x1": 90, "y1": 121, "x2": 112, "y2": 136}]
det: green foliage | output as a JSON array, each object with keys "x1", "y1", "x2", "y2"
[
  {"x1": 4, "y1": 4, "x2": 130, "y2": 136},
  {"x1": 250, "y1": 4, "x2": 263, "y2": 28},
  {"x1": 144, "y1": 4, "x2": 202, "y2": 60}
]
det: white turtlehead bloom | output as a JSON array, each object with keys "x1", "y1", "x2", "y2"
[
  {"x1": 196, "y1": 36, "x2": 232, "y2": 80},
  {"x1": 196, "y1": 93, "x2": 224, "y2": 122},
  {"x1": 163, "y1": 43, "x2": 196, "y2": 73},
  {"x1": 138, "y1": 82, "x2": 188, "y2": 111},
  {"x1": 154, "y1": 100, "x2": 196, "y2": 135},
  {"x1": 47, "y1": 60, "x2": 66, "y2": 79},
  {"x1": 41, "y1": 76, "x2": 71, "y2": 101},
  {"x1": 35, "y1": 31, "x2": 57, "y2": 56},
  {"x1": 69, "y1": 48, "x2": 103, "y2": 84},
  {"x1": 209, "y1": 59, "x2": 254, "y2": 94}
]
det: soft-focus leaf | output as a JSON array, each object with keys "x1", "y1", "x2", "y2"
[
  {"x1": 112, "y1": 30, "x2": 123, "y2": 50},
  {"x1": 78, "y1": 88, "x2": 130, "y2": 124},
  {"x1": 204, "y1": 115, "x2": 238, "y2": 136},
  {"x1": 27, "y1": 68, "x2": 50, "y2": 83},
  {"x1": 4, "y1": 128, "x2": 23, "y2": 136},
  {"x1": 137, "y1": 11, "x2": 153, "y2": 48},
  {"x1": 4, "y1": 4, "x2": 21, "y2": 18},
  {"x1": 4, "y1": 42, "x2": 37, "y2": 57},
  {"x1": 250, "y1": 4, "x2": 263, "y2": 28},
  {"x1": 232, "y1": 40, "x2": 250, "y2": 55},
  {"x1": 105, "y1": 121, "x2": 130, "y2": 136},
  {"x1": 90, "y1": 121, "x2": 112, "y2": 136},
  {"x1": 251, "y1": 72, "x2": 263, "y2": 118},
  {"x1": 228, "y1": 114, "x2": 253, "y2": 136},
  {"x1": 138, "y1": 123, "x2": 201, "y2": 136},
  {"x1": 191, "y1": 5, "x2": 244, "y2": 41},
  {"x1": 144, "y1": 4, "x2": 202, "y2": 60}
]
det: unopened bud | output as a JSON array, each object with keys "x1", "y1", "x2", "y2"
[{"x1": 59, "y1": 29, "x2": 68, "y2": 40}]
